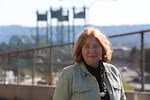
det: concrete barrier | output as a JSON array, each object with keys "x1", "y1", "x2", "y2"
[
  {"x1": 125, "y1": 90, "x2": 150, "y2": 100},
  {"x1": 0, "y1": 84, "x2": 150, "y2": 100},
  {"x1": 0, "y1": 84, "x2": 55, "y2": 100}
]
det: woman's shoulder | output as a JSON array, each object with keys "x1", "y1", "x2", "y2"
[
  {"x1": 103, "y1": 62, "x2": 120, "y2": 74},
  {"x1": 62, "y1": 63, "x2": 80, "y2": 75}
]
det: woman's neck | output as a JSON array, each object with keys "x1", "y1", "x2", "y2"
[{"x1": 84, "y1": 61, "x2": 99, "y2": 68}]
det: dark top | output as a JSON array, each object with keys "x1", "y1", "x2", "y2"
[{"x1": 85, "y1": 61, "x2": 110, "y2": 100}]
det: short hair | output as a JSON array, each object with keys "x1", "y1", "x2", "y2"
[{"x1": 72, "y1": 27, "x2": 113, "y2": 63}]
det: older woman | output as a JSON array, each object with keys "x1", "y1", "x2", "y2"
[{"x1": 53, "y1": 27, "x2": 126, "y2": 100}]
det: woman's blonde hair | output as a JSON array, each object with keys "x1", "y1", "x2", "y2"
[{"x1": 72, "y1": 27, "x2": 113, "y2": 63}]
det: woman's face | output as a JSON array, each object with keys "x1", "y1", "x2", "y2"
[{"x1": 82, "y1": 37, "x2": 102, "y2": 68}]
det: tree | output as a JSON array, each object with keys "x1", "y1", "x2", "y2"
[
  {"x1": 145, "y1": 48, "x2": 150, "y2": 72},
  {"x1": 129, "y1": 46, "x2": 140, "y2": 67}
]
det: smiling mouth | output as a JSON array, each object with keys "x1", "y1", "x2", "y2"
[{"x1": 88, "y1": 56, "x2": 96, "y2": 57}]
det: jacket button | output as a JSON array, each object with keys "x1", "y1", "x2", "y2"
[{"x1": 99, "y1": 92, "x2": 106, "y2": 97}]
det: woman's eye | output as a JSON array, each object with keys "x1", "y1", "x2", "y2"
[
  {"x1": 93, "y1": 45, "x2": 100, "y2": 48},
  {"x1": 84, "y1": 45, "x2": 89, "y2": 48}
]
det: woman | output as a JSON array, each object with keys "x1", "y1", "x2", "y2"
[{"x1": 53, "y1": 27, "x2": 126, "y2": 100}]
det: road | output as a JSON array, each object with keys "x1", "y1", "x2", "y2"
[{"x1": 119, "y1": 67, "x2": 150, "y2": 92}]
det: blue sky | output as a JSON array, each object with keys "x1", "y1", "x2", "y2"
[{"x1": 0, "y1": 0, "x2": 150, "y2": 26}]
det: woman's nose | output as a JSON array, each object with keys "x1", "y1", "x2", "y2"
[{"x1": 89, "y1": 47, "x2": 96, "y2": 53}]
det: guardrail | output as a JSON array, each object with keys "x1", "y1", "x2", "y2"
[{"x1": 0, "y1": 29, "x2": 150, "y2": 96}]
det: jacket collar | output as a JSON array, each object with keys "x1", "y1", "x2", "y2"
[
  {"x1": 78, "y1": 62, "x2": 111, "y2": 77},
  {"x1": 103, "y1": 62, "x2": 111, "y2": 74},
  {"x1": 78, "y1": 62, "x2": 91, "y2": 77}
]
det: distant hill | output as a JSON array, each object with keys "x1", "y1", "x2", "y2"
[
  {"x1": 0, "y1": 25, "x2": 35, "y2": 43},
  {"x1": 0, "y1": 24, "x2": 150, "y2": 47}
]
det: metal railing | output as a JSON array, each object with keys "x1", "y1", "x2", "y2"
[
  {"x1": 108, "y1": 29, "x2": 150, "y2": 91},
  {"x1": 0, "y1": 29, "x2": 150, "y2": 91}
]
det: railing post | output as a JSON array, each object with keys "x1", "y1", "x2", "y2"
[
  {"x1": 32, "y1": 50, "x2": 35, "y2": 85},
  {"x1": 140, "y1": 32, "x2": 145, "y2": 91},
  {"x1": 17, "y1": 52, "x2": 20, "y2": 84}
]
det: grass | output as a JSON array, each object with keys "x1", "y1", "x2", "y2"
[{"x1": 123, "y1": 80, "x2": 135, "y2": 91}]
